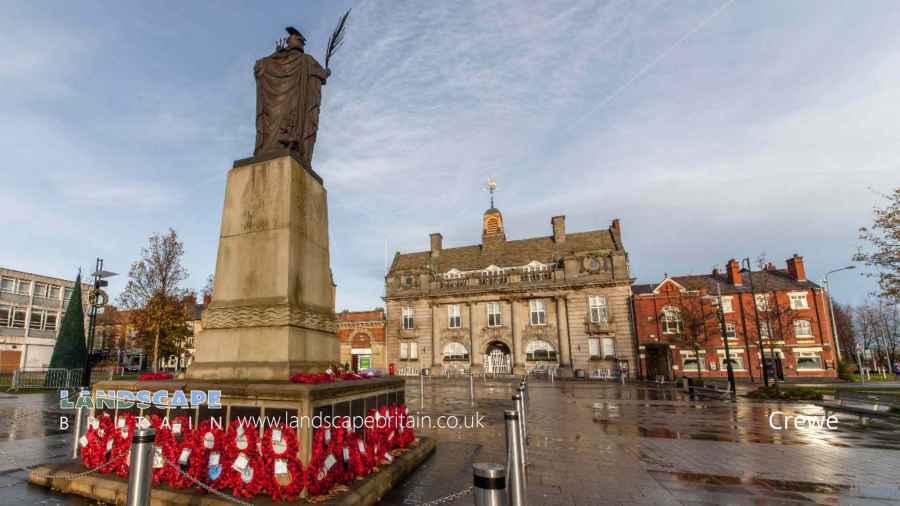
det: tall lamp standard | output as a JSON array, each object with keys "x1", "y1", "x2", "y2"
[
  {"x1": 703, "y1": 282, "x2": 736, "y2": 394},
  {"x1": 823, "y1": 265, "x2": 855, "y2": 362},
  {"x1": 84, "y1": 258, "x2": 117, "y2": 387}
]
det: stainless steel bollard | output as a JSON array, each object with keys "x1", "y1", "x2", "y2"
[
  {"x1": 473, "y1": 463, "x2": 508, "y2": 506},
  {"x1": 504, "y1": 410, "x2": 527, "y2": 506},
  {"x1": 512, "y1": 394, "x2": 527, "y2": 468},
  {"x1": 126, "y1": 428, "x2": 155, "y2": 506},
  {"x1": 516, "y1": 387, "x2": 528, "y2": 442},
  {"x1": 470, "y1": 373, "x2": 476, "y2": 407},
  {"x1": 420, "y1": 372, "x2": 425, "y2": 411}
]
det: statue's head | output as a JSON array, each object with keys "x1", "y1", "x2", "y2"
[{"x1": 285, "y1": 26, "x2": 306, "y2": 51}]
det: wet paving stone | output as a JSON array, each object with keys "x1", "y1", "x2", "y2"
[{"x1": 3, "y1": 380, "x2": 900, "y2": 504}]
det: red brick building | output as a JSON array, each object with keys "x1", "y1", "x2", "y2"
[
  {"x1": 632, "y1": 255, "x2": 838, "y2": 381},
  {"x1": 337, "y1": 308, "x2": 386, "y2": 372}
]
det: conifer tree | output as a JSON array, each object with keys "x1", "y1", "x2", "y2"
[{"x1": 49, "y1": 273, "x2": 88, "y2": 369}]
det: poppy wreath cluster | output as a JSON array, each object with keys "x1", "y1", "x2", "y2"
[
  {"x1": 194, "y1": 421, "x2": 230, "y2": 490},
  {"x1": 261, "y1": 424, "x2": 304, "y2": 501},
  {"x1": 222, "y1": 420, "x2": 266, "y2": 498},
  {"x1": 111, "y1": 413, "x2": 138, "y2": 477},
  {"x1": 159, "y1": 415, "x2": 195, "y2": 487},
  {"x1": 364, "y1": 404, "x2": 416, "y2": 467},
  {"x1": 79, "y1": 413, "x2": 116, "y2": 470},
  {"x1": 330, "y1": 418, "x2": 372, "y2": 484},
  {"x1": 304, "y1": 425, "x2": 342, "y2": 496},
  {"x1": 289, "y1": 372, "x2": 336, "y2": 384},
  {"x1": 143, "y1": 415, "x2": 172, "y2": 484},
  {"x1": 138, "y1": 372, "x2": 173, "y2": 381}
]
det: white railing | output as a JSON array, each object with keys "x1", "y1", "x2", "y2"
[
  {"x1": 590, "y1": 368, "x2": 620, "y2": 380},
  {"x1": 9, "y1": 367, "x2": 83, "y2": 390},
  {"x1": 397, "y1": 367, "x2": 421, "y2": 376}
]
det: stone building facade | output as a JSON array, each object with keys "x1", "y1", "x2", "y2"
[
  {"x1": 337, "y1": 308, "x2": 386, "y2": 372},
  {"x1": 383, "y1": 206, "x2": 636, "y2": 377},
  {"x1": 0, "y1": 267, "x2": 91, "y2": 372},
  {"x1": 632, "y1": 255, "x2": 838, "y2": 381}
]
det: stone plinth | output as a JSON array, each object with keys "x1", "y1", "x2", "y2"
[{"x1": 188, "y1": 151, "x2": 338, "y2": 381}]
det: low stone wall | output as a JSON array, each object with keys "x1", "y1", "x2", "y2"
[{"x1": 28, "y1": 436, "x2": 435, "y2": 505}]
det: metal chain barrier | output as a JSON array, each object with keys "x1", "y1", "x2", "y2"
[
  {"x1": 417, "y1": 485, "x2": 473, "y2": 505},
  {"x1": 162, "y1": 455, "x2": 254, "y2": 506},
  {"x1": 0, "y1": 444, "x2": 129, "y2": 490}
]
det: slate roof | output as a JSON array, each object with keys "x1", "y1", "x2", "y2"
[
  {"x1": 633, "y1": 269, "x2": 821, "y2": 296},
  {"x1": 389, "y1": 229, "x2": 621, "y2": 274}
]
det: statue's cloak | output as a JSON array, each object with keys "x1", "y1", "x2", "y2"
[{"x1": 254, "y1": 48, "x2": 327, "y2": 165}]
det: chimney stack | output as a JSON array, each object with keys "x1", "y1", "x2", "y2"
[
  {"x1": 551, "y1": 216, "x2": 566, "y2": 243},
  {"x1": 611, "y1": 218, "x2": 621, "y2": 239},
  {"x1": 430, "y1": 233, "x2": 443, "y2": 258},
  {"x1": 786, "y1": 254, "x2": 806, "y2": 281},
  {"x1": 726, "y1": 258, "x2": 742, "y2": 286},
  {"x1": 203, "y1": 293, "x2": 212, "y2": 305}
]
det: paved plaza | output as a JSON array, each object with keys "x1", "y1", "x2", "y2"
[{"x1": 1, "y1": 380, "x2": 900, "y2": 505}]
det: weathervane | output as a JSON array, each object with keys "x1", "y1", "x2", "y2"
[{"x1": 485, "y1": 178, "x2": 497, "y2": 208}]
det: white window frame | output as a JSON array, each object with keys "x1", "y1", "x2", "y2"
[
  {"x1": 724, "y1": 322, "x2": 737, "y2": 339},
  {"x1": 720, "y1": 296, "x2": 734, "y2": 313},
  {"x1": 759, "y1": 321, "x2": 771, "y2": 339},
  {"x1": 600, "y1": 337, "x2": 616, "y2": 360},
  {"x1": 793, "y1": 319, "x2": 812, "y2": 338},
  {"x1": 11, "y1": 307, "x2": 26, "y2": 328},
  {"x1": 529, "y1": 299, "x2": 546, "y2": 326},
  {"x1": 447, "y1": 304, "x2": 461, "y2": 329},
  {"x1": 63, "y1": 287, "x2": 74, "y2": 303},
  {"x1": 718, "y1": 351, "x2": 745, "y2": 371},
  {"x1": 487, "y1": 302, "x2": 502, "y2": 327},
  {"x1": 15, "y1": 279, "x2": 31, "y2": 296},
  {"x1": 443, "y1": 342, "x2": 469, "y2": 362},
  {"x1": 681, "y1": 351, "x2": 706, "y2": 371},
  {"x1": 525, "y1": 340, "x2": 557, "y2": 361},
  {"x1": 29, "y1": 309, "x2": 45, "y2": 330},
  {"x1": 400, "y1": 341, "x2": 410, "y2": 360},
  {"x1": 33, "y1": 282, "x2": 49, "y2": 298},
  {"x1": 0, "y1": 277, "x2": 14, "y2": 293},
  {"x1": 661, "y1": 306, "x2": 683, "y2": 334},
  {"x1": 589, "y1": 295, "x2": 609, "y2": 324},
  {"x1": 0, "y1": 305, "x2": 10, "y2": 327},
  {"x1": 48, "y1": 285, "x2": 61, "y2": 300},
  {"x1": 755, "y1": 294, "x2": 769, "y2": 312},
  {"x1": 795, "y1": 351, "x2": 823, "y2": 370},
  {"x1": 402, "y1": 306, "x2": 414, "y2": 330},
  {"x1": 410, "y1": 341, "x2": 418, "y2": 360},
  {"x1": 588, "y1": 337, "x2": 600, "y2": 358},
  {"x1": 789, "y1": 292, "x2": 809, "y2": 310}
]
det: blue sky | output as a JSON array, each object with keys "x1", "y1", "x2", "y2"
[{"x1": 1, "y1": 0, "x2": 897, "y2": 310}]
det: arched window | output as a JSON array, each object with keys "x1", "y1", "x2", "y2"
[
  {"x1": 443, "y1": 342, "x2": 469, "y2": 362},
  {"x1": 661, "y1": 306, "x2": 683, "y2": 334},
  {"x1": 525, "y1": 340, "x2": 557, "y2": 361}
]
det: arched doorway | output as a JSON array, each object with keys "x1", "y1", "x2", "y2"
[{"x1": 484, "y1": 341, "x2": 511, "y2": 375}]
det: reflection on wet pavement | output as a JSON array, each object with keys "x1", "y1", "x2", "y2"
[{"x1": 3, "y1": 382, "x2": 900, "y2": 504}]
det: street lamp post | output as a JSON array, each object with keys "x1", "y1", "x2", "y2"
[
  {"x1": 84, "y1": 258, "x2": 117, "y2": 387},
  {"x1": 823, "y1": 266, "x2": 855, "y2": 363},
  {"x1": 704, "y1": 283, "x2": 736, "y2": 394}
]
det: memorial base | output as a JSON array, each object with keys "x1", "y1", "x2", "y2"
[
  {"x1": 28, "y1": 437, "x2": 435, "y2": 505},
  {"x1": 89, "y1": 377, "x2": 406, "y2": 465}
]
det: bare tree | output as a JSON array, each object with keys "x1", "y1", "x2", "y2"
[
  {"x1": 831, "y1": 302, "x2": 857, "y2": 362},
  {"x1": 202, "y1": 274, "x2": 215, "y2": 301},
  {"x1": 118, "y1": 229, "x2": 189, "y2": 372},
  {"x1": 855, "y1": 188, "x2": 900, "y2": 304},
  {"x1": 678, "y1": 299, "x2": 715, "y2": 378}
]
